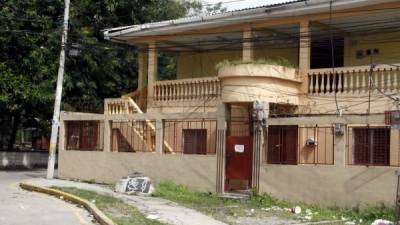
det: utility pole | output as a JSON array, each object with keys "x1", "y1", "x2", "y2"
[{"x1": 47, "y1": 0, "x2": 70, "y2": 179}]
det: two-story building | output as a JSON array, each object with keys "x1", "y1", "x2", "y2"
[{"x1": 58, "y1": 0, "x2": 400, "y2": 207}]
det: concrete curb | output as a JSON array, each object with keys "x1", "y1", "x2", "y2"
[{"x1": 19, "y1": 182, "x2": 116, "y2": 225}]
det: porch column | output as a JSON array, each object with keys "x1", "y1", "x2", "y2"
[
  {"x1": 58, "y1": 119, "x2": 65, "y2": 152},
  {"x1": 251, "y1": 101, "x2": 268, "y2": 192},
  {"x1": 299, "y1": 21, "x2": 311, "y2": 93},
  {"x1": 138, "y1": 50, "x2": 147, "y2": 90},
  {"x1": 103, "y1": 119, "x2": 112, "y2": 152},
  {"x1": 155, "y1": 119, "x2": 163, "y2": 154},
  {"x1": 242, "y1": 27, "x2": 254, "y2": 61},
  {"x1": 147, "y1": 42, "x2": 157, "y2": 106},
  {"x1": 216, "y1": 102, "x2": 228, "y2": 193}
]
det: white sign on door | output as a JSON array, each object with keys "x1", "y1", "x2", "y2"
[{"x1": 234, "y1": 144, "x2": 244, "y2": 153}]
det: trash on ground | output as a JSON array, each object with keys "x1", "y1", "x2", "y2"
[
  {"x1": 146, "y1": 214, "x2": 159, "y2": 220},
  {"x1": 271, "y1": 206, "x2": 284, "y2": 212},
  {"x1": 115, "y1": 173, "x2": 154, "y2": 196},
  {"x1": 292, "y1": 206, "x2": 302, "y2": 214},
  {"x1": 304, "y1": 215, "x2": 312, "y2": 221},
  {"x1": 371, "y1": 219, "x2": 393, "y2": 225}
]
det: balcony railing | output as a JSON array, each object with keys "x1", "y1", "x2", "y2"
[
  {"x1": 153, "y1": 77, "x2": 221, "y2": 101},
  {"x1": 308, "y1": 64, "x2": 400, "y2": 94},
  {"x1": 104, "y1": 98, "x2": 135, "y2": 114},
  {"x1": 104, "y1": 87, "x2": 147, "y2": 115}
]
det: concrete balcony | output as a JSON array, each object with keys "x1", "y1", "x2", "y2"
[{"x1": 218, "y1": 64, "x2": 302, "y2": 104}]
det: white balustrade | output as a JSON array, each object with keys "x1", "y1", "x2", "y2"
[
  {"x1": 308, "y1": 64, "x2": 400, "y2": 94},
  {"x1": 153, "y1": 77, "x2": 221, "y2": 101},
  {"x1": 104, "y1": 98, "x2": 134, "y2": 114}
]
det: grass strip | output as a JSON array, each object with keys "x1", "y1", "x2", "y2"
[
  {"x1": 152, "y1": 181, "x2": 395, "y2": 225},
  {"x1": 54, "y1": 187, "x2": 167, "y2": 225}
]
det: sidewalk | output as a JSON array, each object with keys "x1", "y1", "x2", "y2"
[{"x1": 24, "y1": 178, "x2": 227, "y2": 225}]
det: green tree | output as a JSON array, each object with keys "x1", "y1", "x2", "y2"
[
  {"x1": 0, "y1": 0, "x2": 63, "y2": 150},
  {"x1": 0, "y1": 0, "x2": 225, "y2": 150},
  {"x1": 63, "y1": 0, "x2": 210, "y2": 112}
]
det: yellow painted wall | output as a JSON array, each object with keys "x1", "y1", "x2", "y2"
[
  {"x1": 344, "y1": 31, "x2": 400, "y2": 66},
  {"x1": 254, "y1": 45, "x2": 299, "y2": 67},
  {"x1": 175, "y1": 30, "x2": 400, "y2": 79},
  {"x1": 176, "y1": 44, "x2": 299, "y2": 79},
  {"x1": 176, "y1": 50, "x2": 241, "y2": 79}
]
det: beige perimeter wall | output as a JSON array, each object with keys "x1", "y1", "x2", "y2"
[
  {"x1": 260, "y1": 165, "x2": 397, "y2": 207},
  {"x1": 58, "y1": 151, "x2": 217, "y2": 192},
  {"x1": 261, "y1": 114, "x2": 399, "y2": 207}
]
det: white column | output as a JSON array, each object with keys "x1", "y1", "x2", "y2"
[{"x1": 147, "y1": 42, "x2": 157, "y2": 106}]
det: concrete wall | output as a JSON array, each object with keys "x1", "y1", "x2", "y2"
[
  {"x1": 177, "y1": 50, "x2": 240, "y2": 79},
  {"x1": 58, "y1": 112, "x2": 219, "y2": 192},
  {"x1": 147, "y1": 99, "x2": 219, "y2": 114},
  {"x1": 175, "y1": 30, "x2": 399, "y2": 80},
  {"x1": 58, "y1": 151, "x2": 217, "y2": 192},
  {"x1": 259, "y1": 164, "x2": 397, "y2": 207},
  {"x1": 344, "y1": 31, "x2": 400, "y2": 67},
  {"x1": 261, "y1": 114, "x2": 399, "y2": 207},
  {"x1": 58, "y1": 112, "x2": 400, "y2": 207},
  {"x1": 300, "y1": 94, "x2": 400, "y2": 115},
  {"x1": 176, "y1": 45, "x2": 298, "y2": 79},
  {"x1": 0, "y1": 151, "x2": 49, "y2": 169}
]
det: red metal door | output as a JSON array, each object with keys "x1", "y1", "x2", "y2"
[{"x1": 225, "y1": 136, "x2": 253, "y2": 191}]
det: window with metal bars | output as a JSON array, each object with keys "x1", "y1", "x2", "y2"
[
  {"x1": 66, "y1": 121, "x2": 102, "y2": 151},
  {"x1": 183, "y1": 129, "x2": 207, "y2": 155},
  {"x1": 352, "y1": 127, "x2": 390, "y2": 166},
  {"x1": 267, "y1": 126, "x2": 298, "y2": 165}
]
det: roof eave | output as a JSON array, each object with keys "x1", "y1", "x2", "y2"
[{"x1": 104, "y1": 0, "x2": 397, "y2": 42}]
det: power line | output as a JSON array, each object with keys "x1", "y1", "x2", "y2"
[
  {"x1": 64, "y1": 17, "x2": 400, "y2": 56},
  {"x1": 111, "y1": 5, "x2": 400, "y2": 40}
]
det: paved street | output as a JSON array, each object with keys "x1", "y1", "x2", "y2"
[{"x1": 0, "y1": 170, "x2": 96, "y2": 225}]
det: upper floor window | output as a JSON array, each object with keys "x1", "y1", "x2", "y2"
[{"x1": 311, "y1": 37, "x2": 344, "y2": 69}]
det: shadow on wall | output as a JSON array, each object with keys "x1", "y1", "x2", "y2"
[
  {"x1": 344, "y1": 168, "x2": 396, "y2": 193},
  {"x1": 0, "y1": 151, "x2": 50, "y2": 169}
]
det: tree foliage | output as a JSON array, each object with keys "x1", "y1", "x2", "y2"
[
  {"x1": 0, "y1": 0, "x2": 63, "y2": 149},
  {"x1": 0, "y1": 0, "x2": 225, "y2": 150}
]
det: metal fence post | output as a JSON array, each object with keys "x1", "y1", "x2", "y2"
[{"x1": 395, "y1": 170, "x2": 400, "y2": 225}]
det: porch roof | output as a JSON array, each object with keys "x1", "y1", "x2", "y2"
[{"x1": 103, "y1": 0, "x2": 396, "y2": 44}]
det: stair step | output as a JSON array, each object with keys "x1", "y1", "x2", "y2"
[{"x1": 219, "y1": 192, "x2": 250, "y2": 200}]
